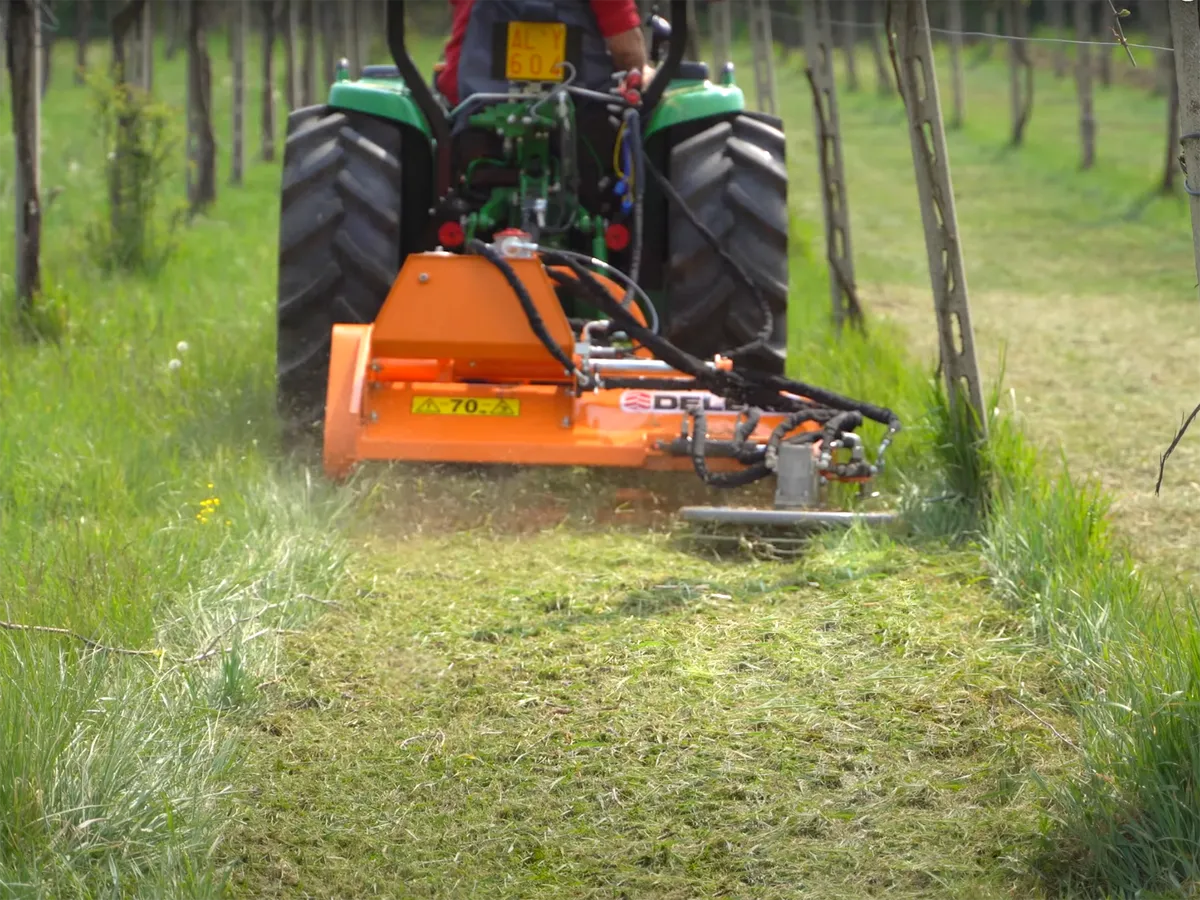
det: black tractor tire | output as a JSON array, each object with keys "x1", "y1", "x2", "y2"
[
  {"x1": 663, "y1": 112, "x2": 789, "y2": 374},
  {"x1": 275, "y1": 105, "x2": 404, "y2": 433}
]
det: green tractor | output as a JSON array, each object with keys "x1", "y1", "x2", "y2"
[{"x1": 274, "y1": 0, "x2": 788, "y2": 430}]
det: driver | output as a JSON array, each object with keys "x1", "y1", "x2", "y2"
[{"x1": 436, "y1": 0, "x2": 656, "y2": 107}]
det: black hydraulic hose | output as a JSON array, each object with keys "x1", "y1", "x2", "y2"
[
  {"x1": 689, "y1": 410, "x2": 773, "y2": 488},
  {"x1": 467, "y1": 239, "x2": 577, "y2": 377},
  {"x1": 643, "y1": 155, "x2": 773, "y2": 361},
  {"x1": 624, "y1": 106, "x2": 645, "y2": 293},
  {"x1": 741, "y1": 370, "x2": 900, "y2": 431},
  {"x1": 547, "y1": 255, "x2": 902, "y2": 432},
  {"x1": 545, "y1": 255, "x2": 711, "y2": 380}
]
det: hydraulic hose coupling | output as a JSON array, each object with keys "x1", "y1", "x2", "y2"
[{"x1": 494, "y1": 228, "x2": 538, "y2": 259}]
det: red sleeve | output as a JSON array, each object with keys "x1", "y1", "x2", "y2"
[{"x1": 590, "y1": 0, "x2": 642, "y2": 37}]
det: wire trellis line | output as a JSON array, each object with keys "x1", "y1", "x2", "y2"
[{"x1": 766, "y1": 11, "x2": 1173, "y2": 54}]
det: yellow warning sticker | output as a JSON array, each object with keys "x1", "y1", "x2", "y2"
[{"x1": 411, "y1": 396, "x2": 521, "y2": 416}]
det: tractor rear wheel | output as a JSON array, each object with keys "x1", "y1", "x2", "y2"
[
  {"x1": 275, "y1": 105, "x2": 404, "y2": 433},
  {"x1": 664, "y1": 112, "x2": 788, "y2": 373}
]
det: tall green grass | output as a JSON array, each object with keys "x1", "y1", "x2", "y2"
[
  {"x1": 797, "y1": 213, "x2": 1200, "y2": 893},
  {"x1": 0, "y1": 37, "x2": 357, "y2": 898},
  {"x1": 981, "y1": 419, "x2": 1200, "y2": 895}
]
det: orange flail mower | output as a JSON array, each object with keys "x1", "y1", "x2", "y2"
[
  {"x1": 276, "y1": 0, "x2": 901, "y2": 525},
  {"x1": 320, "y1": 233, "x2": 900, "y2": 524}
]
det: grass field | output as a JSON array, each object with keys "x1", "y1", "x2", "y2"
[{"x1": 1, "y1": 18, "x2": 1200, "y2": 900}]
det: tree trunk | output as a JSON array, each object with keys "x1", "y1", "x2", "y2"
[
  {"x1": 111, "y1": 0, "x2": 145, "y2": 86},
  {"x1": 75, "y1": 0, "x2": 90, "y2": 83},
  {"x1": 868, "y1": 0, "x2": 892, "y2": 94},
  {"x1": 1008, "y1": 0, "x2": 1033, "y2": 146},
  {"x1": 166, "y1": 0, "x2": 182, "y2": 58},
  {"x1": 320, "y1": 0, "x2": 335, "y2": 84},
  {"x1": 947, "y1": 0, "x2": 964, "y2": 127},
  {"x1": 137, "y1": 0, "x2": 152, "y2": 92},
  {"x1": 338, "y1": 0, "x2": 350, "y2": 73},
  {"x1": 1167, "y1": 0, "x2": 1200, "y2": 299},
  {"x1": 8, "y1": 0, "x2": 43, "y2": 316},
  {"x1": 839, "y1": 0, "x2": 859, "y2": 91},
  {"x1": 41, "y1": 0, "x2": 53, "y2": 97},
  {"x1": 1049, "y1": 0, "x2": 1067, "y2": 77},
  {"x1": 283, "y1": 0, "x2": 297, "y2": 109},
  {"x1": 187, "y1": 0, "x2": 216, "y2": 213},
  {"x1": 352, "y1": 0, "x2": 367, "y2": 70},
  {"x1": 346, "y1": 0, "x2": 359, "y2": 76},
  {"x1": 684, "y1": 0, "x2": 699, "y2": 59},
  {"x1": 1147, "y1": 0, "x2": 1173, "y2": 97},
  {"x1": 231, "y1": 0, "x2": 246, "y2": 184},
  {"x1": 977, "y1": 1, "x2": 998, "y2": 60},
  {"x1": 1094, "y1": 1, "x2": 1111, "y2": 87},
  {"x1": 300, "y1": 0, "x2": 315, "y2": 105},
  {"x1": 261, "y1": 0, "x2": 277, "y2": 161},
  {"x1": 1075, "y1": 0, "x2": 1095, "y2": 169}
]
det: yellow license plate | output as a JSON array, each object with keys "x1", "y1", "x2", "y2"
[
  {"x1": 411, "y1": 396, "x2": 521, "y2": 417},
  {"x1": 504, "y1": 21, "x2": 566, "y2": 82}
]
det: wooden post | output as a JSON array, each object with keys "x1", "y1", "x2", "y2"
[
  {"x1": 231, "y1": 0, "x2": 246, "y2": 184},
  {"x1": 711, "y1": 0, "x2": 731, "y2": 66},
  {"x1": 747, "y1": 0, "x2": 777, "y2": 115},
  {"x1": 804, "y1": 0, "x2": 861, "y2": 331},
  {"x1": 888, "y1": 0, "x2": 987, "y2": 435},
  {"x1": 1075, "y1": 0, "x2": 1095, "y2": 170},
  {"x1": 187, "y1": 0, "x2": 216, "y2": 213},
  {"x1": 868, "y1": 0, "x2": 893, "y2": 95},
  {"x1": 1167, "y1": 0, "x2": 1200, "y2": 299},
  {"x1": 946, "y1": 0, "x2": 964, "y2": 127},
  {"x1": 261, "y1": 0, "x2": 277, "y2": 161},
  {"x1": 7, "y1": 0, "x2": 43, "y2": 315}
]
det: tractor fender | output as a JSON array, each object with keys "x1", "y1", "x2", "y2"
[{"x1": 643, "y1": 81, "x2": 746, "y2": 140}]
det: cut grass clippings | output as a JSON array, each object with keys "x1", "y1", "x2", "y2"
[{"x1": 228, "y1": 529, "x2": 1076, "y2": 900}]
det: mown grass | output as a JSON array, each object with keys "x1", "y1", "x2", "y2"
[{"x1": 229, "y1": 530, "x2": 1077, "y2": 899}]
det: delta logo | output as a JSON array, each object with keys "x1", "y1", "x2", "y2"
[{"x1": 618, "y1": 390, "x2": 743, "y2": 413}]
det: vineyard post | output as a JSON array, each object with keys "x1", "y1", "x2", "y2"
[
  {"x1": 804, "y1": 0, "x2": 862, "y2": 331},
  {"x1": 888, "y1": 0, "x2": 987, "y2": 435}
]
